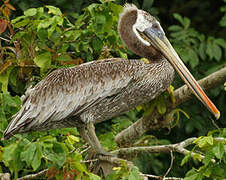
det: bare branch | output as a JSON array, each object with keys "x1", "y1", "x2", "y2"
[
  {"x1": 112, "y1": 137, "x2": 197, "y2": 155},
  {"x1": 163, "y1": 151, "x2": 174, "y2": 178},
  {"x1": 81, "y1": 158, "x2": 99, "y2": 163},
  {"x1": 0, "y1": 36, "x2": 10, "y2": 42},
  {"x1": 115, "y1": 67, "x2": 226, "y2": 146},
  {"x1": 17, "y1": 169, "x2": 48, "y2": 180},
  {"x1": 112, "y1": 137, "x2": 220, "y2": 163},
  {"x1": 142, "y1": 173, "x2": 184, "y2": 180}
]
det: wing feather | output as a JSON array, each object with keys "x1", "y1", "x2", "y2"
[{"x1": 4, "y1": 59, "x2": 134, "y2": 137}]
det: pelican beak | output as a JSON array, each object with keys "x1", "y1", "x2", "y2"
[{"x1": 142, "y1": 27, "x2": 220, "y2": 119}]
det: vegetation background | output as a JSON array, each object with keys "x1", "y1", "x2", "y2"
[{"x1": 0, "y1": 0, "x2": 225, "y2": 179}]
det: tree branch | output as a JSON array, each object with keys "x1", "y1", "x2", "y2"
[
  {"x1": 142, "y1": 173, "x2": 184, "y2": 180},
  {"x1": 112, "y1": 137, "x2": 220, "y2": 163},
  {"x1": 163, "y1": 151, "x2": 174, "y2": 178},
  {"x1": 115, "y1": 67, "x2": 226, "y2": 146},
  {"x1": 17, "y1": 169, "x2": 48, "y2": 180}
]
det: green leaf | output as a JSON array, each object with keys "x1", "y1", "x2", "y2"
[
  {"x1": 109, "y1": 2, "x2": 123, "y2": 16},
  {"x1": 24, "y1": 8, "x2": 37, "y2": 16},
  {"x1": 215, "y1": 38, "x2": 226, "y2": 49},
  {"x1": 46, "y1": 5, "x2": 62, "y2": 15},
  {"x1": 99, "y1": 132, "x2": 117, "y2": 151},
  {"x1": 2, "y1": 143, "x2": 18, "y2": 166},
  {"x1": 46, "y1": 153, "x2": 65, "y2": 167},
  {"x1": 21, "y1": 143, "x2": 36, "y2": 166},
  {"x1": 184, "y1": 17, "x2": 191, "y2": 29},
  {"x1": 199, "y1": 42, "x2": 206, "y2": 60},
  {"x1": 221, "y1": 4, "x2": 226, "y2": 12},
  {"x1": 31, "y1": 143, "x2": 42, "y2": 171},
  {"x1": 87, "y1": 3, "x2": 99, "y2": 15},
  {"x1": 67, "y1": 135, "x2": 80, "y2": 145},
  {"x1": 212, "y1": 143, "x2": 224, "y2": 160},
  {"x1": 0, "y1": 67, "x2": 13, "y2": 92},
  {"x1": 156, "y1": 95, "x2": 166, "y2": 114},
  {"x1": 185, "y1": 169, "x2": 199, "y2": 180},
  {"x1": 203, "y1": 167, "x2": 211, "y2": 178},
  {"x1": 126, "y1": 167, "x2": 143, "y2": 180},
  {"x1": 212, "y1": 43, "x2": 222, "y2": 61},
  {"x1": 188, "y1": 49, "x2": 199, "y2": 68},
  {"x1": 203, "y1": 151, "x2": 214, "y2": 165},
  {"x1": 168, "y1": 25, "x2": 183, "y2": 31},
  {"x1": 193, "y1": 153, "x2": 202, "y2": 162},
  {"x1": 89, "y1": 173, "x2": 101, "y2": 180},
  {"x1": 73, "y1": 152, "x2": 83, "y2": 162},
  {"x1": 197, "y1": 136, "x2": 213, "y2": 148},
  {"x1": 55, "y1": 16, "x2": 64, "y2": 26},
  {"x1": 220, "y1": 14, "x2": 226, "y2": 27},
  {"x1": 45, "y1": 142, "x2": 66, "y2": 167},
  {"x1": 48, "y1": 24, "x2": 57, "y2": 38},
  {"x1": 206, "y1": 40, "x2": 213, "y2": 60},
  {"x1": 2, "y1": 93, "x2": 19, "y2": 107},
  {"x1": 181, "y1": 154, "x2": 191, "y2": 166},
  {"x1": 56, "y1": 54, "x2": 71, "y2": 61},
  {"x1": 33, "y1": 52, "x2": 52, "y2": 73},
  {"x1": 37, "y1": 19, "x2": 55, "y2": 31},
  {"x1": 92, "y1": 38, "x2": 103, "y2": 52},
  {"x1": 37, "y1": 29, "x2": 48, "y2": 42},
  {"x1": 173, "y1": 13, "x2": 184, "y2": 25},
  {"x1": 37, "y1": 7, "x2": 44, "y2": 19},
  {"x1": 13, "y1": 19, "x2": 30, "y2": 28},
  {"x1": 9, "y1": 67, "x2": 18, "y2": 86},
  {"x1": 95, "y1": 14, "x2": 106, "y2": 24},
  {"x1": 11, "y1": 16, "x2": 26, "y2": 24}
]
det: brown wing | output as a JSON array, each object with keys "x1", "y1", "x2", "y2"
[{"x1": 3, "y1": 59, "x2": 135, "y2": 138}]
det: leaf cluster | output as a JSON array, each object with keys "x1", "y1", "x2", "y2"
[{"x1": 182, "y1": 130, "x2": 226, "y2": 180}]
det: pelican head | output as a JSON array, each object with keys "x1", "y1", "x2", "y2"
[{"x1": 118, "y1": 4, "x2": 220, "y2": 119}]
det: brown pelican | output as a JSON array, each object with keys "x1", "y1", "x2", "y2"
[{"x1": 3, "y1": 4, "x2": 220, "y2": 155}]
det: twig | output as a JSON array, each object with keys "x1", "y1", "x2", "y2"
[
  {"x1": 17, "y1": 168, "x2": 48, "y2": 180},
  {"x1": 163, "y1": 151, "x2": 174, "y2": 178},
  {"x1": 0, "y1": 36, "x2": 10, "y2": 42},
  {"x1": 115, "y1": 67, "x2": 226, "y2": 146},
  {"x1": 81, "y1": 158, "x2": 99, "y2": 163},
  {"x1": 210, "y1": 117, "x2": 220, "y2": 130},
  {"x1": 69, "y1": 143, "x2": 89, "y2": 154},
  {"x1": 80, "y1": 146, "x2": 91, "y2": 154},
  {"x1": 142, "y1": 173, "x2": 183, "y2": 180}
]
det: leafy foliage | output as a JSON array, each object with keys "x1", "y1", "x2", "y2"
[
  {"x1": 182, "y1": 130, "x2": 226, "y2": 179},
  {"x1": 0, "y1": 0, "x2": 225, "y2": 179},
  {"x1": 169, "y1": 13, "x2": 226, "y2": 69},
  {"x1": 220, "y1": 0, "x2": 226, "y2": 27}
]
